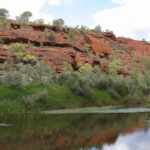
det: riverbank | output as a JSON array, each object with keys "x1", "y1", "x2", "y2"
[
  {"x1": 42, "y1": 107, "x2": 150, "y2": 114},
  {"x1": 0, "y1": 83, "x2": 149, "y2": 114},
  {"x1": 0, "y1": 84, "x2": 115, "y2": 114}
]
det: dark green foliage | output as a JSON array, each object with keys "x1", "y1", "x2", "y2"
[
  {"x1": 53, "y1": 18, "x2": 65, "y2": 27},
  {"x1": 46, "y1": 30, "x2": 56, "y2": 42},
  {"x1": 66, "y1": 28, "x2": 77, "y2": 43},
  {"x1": 79, "y1": 25, "x2": 90, "y2": 34},
  {"x1": 34, "y1": 19, "x2": 44, "y2": 25},
  {"x1": 0, "y1": 8, "x2": 9, "y2": 18},
  {"x1": 94, "y1": 25, "x2": 102, "y2": 33},
  {"x1": 0, "y1": 16, "x2": 9, "y2": 29},
  {"x1": 0, "y1": 38, "x2": 4, "y2": 44},
  {"x1": 16, "y1": 11, "x2": 32, "y2": 24}
]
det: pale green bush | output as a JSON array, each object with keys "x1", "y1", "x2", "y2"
[
  {"x1": 16, "y1": 11, "x2": 32, "y2": 24},
  {"x1": 46, "y1": 30, "x2": 56, "y2": 42},
  {"x1": 53, "y1": 18, "x2": 64, "y2": 27},
  {"x1": 94, "y1": 25, "x2": 102, "y2": 33},
  {"x1": 0, "y1": 62, "x2": 55, "y2": 86},
  {"x1": 0, "y1": 71, "x2": 25, "y2": 87},
  {"x1": 23, "y1": 90, "x2": 49, "y2": 109},
  {"x1": 0, "y1": 17, "x2": 9, "y2": 29},
  {"x1": 79, "y1": 25, "x2": 90, "y2": 34},
  {"x1": 83, "y1": 43, "x2": 91, "y2": 53},
  {"x1": 66, "y1": 28, "x2": 76, "y2": 43},
  {"x1": 8, "y1": 43, "x2": 37, "y2": 63}
]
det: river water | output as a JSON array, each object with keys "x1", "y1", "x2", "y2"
[{"x1": 0, "y1": 111, "x2": 150, "y2": 150}]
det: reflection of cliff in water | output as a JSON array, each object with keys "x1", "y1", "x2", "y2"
[{"x1": 0, "y1": 113, "x2": 149, "y2": 150}]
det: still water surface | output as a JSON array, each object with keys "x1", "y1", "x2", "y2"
[{"x1": 0, "y1": 111, "x2": 150, "y2": 150}]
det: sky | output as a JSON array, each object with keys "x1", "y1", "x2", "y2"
[
  {"x1": 102, "y1": 129, "x2": 150, "y2": 150},
  {"x1": 0, "y1": 0, "x2": 150, "y2": 40}
]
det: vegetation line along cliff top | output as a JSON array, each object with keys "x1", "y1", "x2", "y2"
[{"x1": 0, "y1": 8, "x2": 150, "y2": 113}]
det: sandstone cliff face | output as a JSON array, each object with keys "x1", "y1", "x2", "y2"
[
  {"x1": 0, "y1": 22, "x2": 149, "y2": 73},
  {"x1": 85, "y1": 34, "x2": 112, "y2": 55}
]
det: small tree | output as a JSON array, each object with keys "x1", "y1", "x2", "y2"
[
  {"x1": 0, "y1": 17, "x2": 9, "y2": 29},
  {"x1": 46, "y1": 31, "x2": 56, "y2": 42},
  {"x1": 108, "y1": 52, "x2": 123, "y2": 75},
  {"x1": 66, "y1": 28, "x2": 76, "y2": 43},
  {"x1": 79, "y1": 25, "x2": 90, "y2": 34},
  {"x1": 53, "y1": 18, "x2": 64, "y2": 28},
  {"x1": 83, "y1": 43, "x2": 91, "y2": 53},
  {"x1": 0, "y1": 8, "x2": 9, "y2": 29},
  {"x1": 34, "y1": 19, "x2": 44, "y2": 25},
  {"x1": 94, "y1": 25, "x2": 102, "y2": 33},
  {"x1": 9, "y1": 43, "x2": 36, "y2": 63},
  {"x1": 16, "y1": 11, "x2": 32, "y2": 24},
  {"x1": 0, "y1": 8, "x2": 9, "y2": 18}
]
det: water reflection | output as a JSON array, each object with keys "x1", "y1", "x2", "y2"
[
  {"x1": 102, "y1": 129, "x2": 150, "y2": 150},
  {"x1": 0, "y1": 113, "x2": 149, "y2": 150}
]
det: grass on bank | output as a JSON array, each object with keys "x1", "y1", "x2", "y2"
[{"x1": 0, "y1": 84, "x2": 114, "y2": 114}]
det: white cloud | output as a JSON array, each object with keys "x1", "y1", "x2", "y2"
[
  {"x1": 48, "y1": 0, "x2": 72, "y2": 6},
  {"x1": 93, "y1": 0, "x2": 150, "y2": 40},
  {"x1": 0, "y1": 0, "x2": 53, "y2": 22},
  {"x1": 0, "y1": 0, "x2": 72, "y2": 22},
  {"x1": 48, "y1": 0, "x2": 64, "y2": 5},
  {"x1": 102, "y1": 129, "x2": 150, "y2": 150}
]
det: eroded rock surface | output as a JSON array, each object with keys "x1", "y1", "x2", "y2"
[{"x1": 0, "y1": 22, "x2": 150, "y2": 73}]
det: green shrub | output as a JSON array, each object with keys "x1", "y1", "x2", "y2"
[
  {"x1": 8, "y1": 43, "x2": 36, "y2": 63},
  {"x1": 53, "y1": 18, "x2": 64, "y2": 31},
  {"x1": 23, "y1": 89, "x2": 49, "y2": 109},
  {"x1": 68, "y1": 76, "x2": 94, "y2": 98},
  {"x1": 108, "y1": 53, "x2": 123, "y2": 75},
  {"x1": 0, "y1": 62, "x2": 55, "y2": 87},
  {"x1": 16, "y1": 11, "x2": 32, "y2": 24},
  {"x1": 142, "y1": 55, "x2": 150, "y2": 72},
  {"x1": 53, "y1": 18, "x2": 64, "y2": 26},
  {"x1": 9, "y1": 43, "x2": 26, "y2": 54},
  {"x1": 0, "y1": 38, "x2": 4, "y2": 44},
  {"x1": 58, "y1": 69, "x2": 94, "y2": 99},
  {"x1": 79, "y1": 25, "x2": 90, "y2": 34},
  {"x1": 17, "y1": 62, "x2": 55, "y2": 85},
  {"x1": 83, "y1": 43, "x2": 91, "y2": 53},
  {"x1": 0, "y1": 8, "x2": 9, "y2": 18},
  {"x1": 46, "y1": 30, "x2": 56, "y2": 42},
  {"x1": 66, "y1": 28, "x2": 76, "y2": 43},
  {"x1": 0, "y1": 16, "x2": 9, "y2": 29},
  {"x1": 94, "y1": 25, "x2": 102, "y2": 33},
  {"x1": 34, "y1": 19, "x2": 44, "y2": 25},
  {"x1": 0, "y1": 71, "x2": 27, "y2": 87}
]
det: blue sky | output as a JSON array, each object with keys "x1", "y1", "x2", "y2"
[
  {"x1": 41, "y1": 0, "x2": 114, "y2": 26},
  {"x1": 1, "y1": 0, "x2": 150, "y2": 40}
]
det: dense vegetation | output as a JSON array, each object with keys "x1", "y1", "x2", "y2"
[{"x1": 0, "y1": 43, "x2": 150, "y2": 113}]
